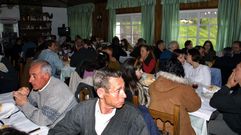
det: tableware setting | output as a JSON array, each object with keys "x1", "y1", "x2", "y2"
[
  {"x1": 140, "y1": 73, "x2": 155, "y2": 86},
  {"x1": 0, "y1": 103, "x2": 16, "y2": 119},
  {"x1": 201, "y1": 85, "x2": 220, "y2": 99}
]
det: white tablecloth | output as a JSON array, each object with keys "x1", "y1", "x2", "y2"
[
  {"x1": 189, "y1": 86, "x2": 216, "y2": 135},
  {"x1": 0, "y1": 92, "x2": 49, "y2": 135}
]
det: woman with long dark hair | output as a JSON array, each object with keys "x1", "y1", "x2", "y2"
[
  {"x1": 203, "y1": 40, "x2": 216, "y2": 62},
  {"x1": 121, "y1": 58, "x2": 150, "y2": 106},
  {"x1": 121, "y1": 58, "x2": 160, "y2": 135},
  {"x1": 136, "y1": 45, "x2": 156, "y2": 74}
]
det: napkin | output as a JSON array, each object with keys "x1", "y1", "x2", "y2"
[
  {"x1": 0, "y1": 63, "x2": 8, "y2": 73},
  {"x1": 0, "y1": 103, "x2": 16, "y2": 119}
]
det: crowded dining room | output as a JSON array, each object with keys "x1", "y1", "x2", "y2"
[{"x1": 0, "y1": 0, "x2": 241, "y2": 135}]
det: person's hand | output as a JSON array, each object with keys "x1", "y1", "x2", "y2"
[
  {"x1": 13, "y1": 91, "x2": 28, "y2": 106},
  {"x1": 110, "y1": 57, "x2": 117, "y2": 62},
  {"x1": 226, "y1": 72, "x2": 238, "y2": 89},
  {"x1": 17, "y1": 87, "x2": 30, "y2": 96},
  {"x1": 139, "y1": 58, "x2": 144, "y2": 62}
]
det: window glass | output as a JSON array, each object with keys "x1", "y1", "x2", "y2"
[
  {"x1": 178, "y1": 9, "x2": 217, "y2": 49},
  {"x1": 116, "y1": 13, "x2": 142, "y2": 45}
]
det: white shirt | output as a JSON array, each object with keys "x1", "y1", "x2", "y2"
[
  {"x1": 186, "y1": 64, "x2": 211, "y2": 86},
  {"x1": 95, "y1": 99, "x2": 116, "y2": 135},
  {"x1": 183, "y1": 61, "x2": 192, "y2": 79},
  {"x1": 38, "y1": 77, "x2": 51, "y2": 92}
]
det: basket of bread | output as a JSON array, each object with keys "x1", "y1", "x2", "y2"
[{"x1": 202, "y1": 85, "x2": 220, "y2": 99}]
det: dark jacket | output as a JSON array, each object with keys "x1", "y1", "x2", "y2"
[
  {"x1": 48, "y1": 99, "x2": 150, "y2": 135},
  {"x1": 0, "y1": 56, "x2": 18, "y2": 94},
  {"x1": 70, "y1": 47, "x2": 97, "y2": 67},
  {"x1": 110, "y1": 44, "x2": 127, "y2": 61},
  {"x1": 210, "y1": 86, "x2": 241, "y2": 134},
  {"x1": 212, "y1": 56, "x2": 235, "y2": 85}
]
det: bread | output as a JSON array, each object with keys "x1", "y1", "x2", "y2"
[{"x1": 208, "y1": 85, "x2": 220, "y2": 91}]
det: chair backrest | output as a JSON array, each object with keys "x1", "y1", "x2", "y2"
[
  {"x1": 79, "y1": 87, "x2": 91, "y2": 101},
  {"x1": 149, "y1": 105, "x2": 180, "y2": 135},
  {"x1": 75, "y1": 82, "x2": 96, "y2": 102},
  {"x1": 210, "y1": 67, "x2": 222, "y2": 87},
  {"x1": 133, "y1": 95, "x2": 139, "y2": 107}
]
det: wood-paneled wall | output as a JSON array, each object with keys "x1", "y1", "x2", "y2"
[
  {"x1": 92, "y1": 0, "x2": 218, "y2": 43},
  {"x1": 92, "y1": 2, "x2": 109, "y2": 41}
]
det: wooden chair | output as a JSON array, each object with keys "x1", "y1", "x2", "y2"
[
  {"x1": 133, "y1": 95, "x2": 139, "y2": 107},
  {"x1": 149, "y1": 105, "x2": 180, "y2": 135},
  {"x1": 78, "y1": 87, "x2": 91, "y2": 101}
]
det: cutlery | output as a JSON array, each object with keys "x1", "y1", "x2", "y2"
[
  {"x1": 5, "y1": 110, "x2": 20, "y2": 119},
  {"x1": 28, "y1": 127, "x2": 40, "y2": 134}
]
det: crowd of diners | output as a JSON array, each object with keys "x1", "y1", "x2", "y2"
[{"x1": 0, "y1": 34, "x2": 241, "y2": 135}]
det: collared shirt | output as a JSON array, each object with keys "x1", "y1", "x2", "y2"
[
  {"x1": 38, "y1": 77, "x2": 51, "y2": 92},
  {"x1": 95, "y1": 99, "x2": 116, "y2": 135}
]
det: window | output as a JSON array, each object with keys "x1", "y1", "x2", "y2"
[
  {"x1": 178, "y1": 9, "x2": 217, "y2": 48},
  {"x1": 116, "y1": 13, "x2": 142, "y2": 45},
  {"x1": 0, "y1": 23, "x2": 18, "y2": 38}
]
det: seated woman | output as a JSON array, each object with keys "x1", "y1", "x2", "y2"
[
  {"x1": 186, "y1": 48, "x2": 211, "y2": 86},
  {"x1": 121, "y1": 58, "x2": 150, "y2": 106},
  {"x1": 102, "y1": 46, "x2": 121, "y2": 71},
  {"x1": 74, "y1": 52, "x2": 109, "y2": 101},
  {"x1": 173, "y1": 49, "x2": 192, "y2": 78},
  {"x1": 149, "y1": 57, "x2": 201, "y2": 135},
  {"x1": 121, "y1": 58, "x2": 160, "y2": 135},
  {"x1": 203, "y1": 40, "x2": 216, "y2": 63},
  {"x1": 136, "y1": 45, "x2": 156, "y2": 74}
]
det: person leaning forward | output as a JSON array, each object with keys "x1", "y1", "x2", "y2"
[
  {"x1": 208, "y1": 62, "x2": 241, "y2": 135},
  {"x1": 13, "y1": 60, "x2": 77, "y2": 128},
  {"x1": 48, "y1": 68, "x2": 150, "y2": 135}
]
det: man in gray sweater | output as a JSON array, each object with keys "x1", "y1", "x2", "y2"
[
  {"x1": 13, "y1": 60, "x2": 77, "y2": 128},
  {"x1": 48, "y1": 68, "x2": 150, "y2": 135}
]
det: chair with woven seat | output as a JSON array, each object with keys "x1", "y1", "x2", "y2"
[
  {"x1": 149, "y1": 105, "x2": 180, "y2": 135},
  {"x1": 75, "y1": 82, "x2": 96, "y2": 102},
  {"x1": 133, "y1": 95, "x2": 139, "y2": 107}
]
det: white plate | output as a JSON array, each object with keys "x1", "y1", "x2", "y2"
[
  {"x1": 202, "y1": 85, "x2": 221, "y2": 99},
  {"x1": 0, "y1": 103, "x2": 16, "y2": 119}
]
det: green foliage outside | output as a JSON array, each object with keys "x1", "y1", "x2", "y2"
[{"x1": 178, "y1": 17, "x2": 217, "y2": 50}]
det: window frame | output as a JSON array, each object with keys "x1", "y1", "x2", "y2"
[
  {"x1": 178, "y1": 9, "x2": 218, "y2": 48},
  {"x1": 116, "y1": 13, "x2": 142, "y2": 45}
]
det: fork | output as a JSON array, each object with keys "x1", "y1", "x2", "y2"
[{"x1": 5, "y1": 110, "x2": 20, "y2": 119}]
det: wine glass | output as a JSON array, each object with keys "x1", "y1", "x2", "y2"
[{"x1": 192, "y1": 83, "x2": 198, "y2": 89}]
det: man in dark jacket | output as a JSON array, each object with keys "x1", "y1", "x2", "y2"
[
  {"x1": 208, "y1": 62, "x2": 241, "y2": 135},
  {"x1": 49, "y1": 68, "x2": 149, "y2": 135},
  {"x1": 0, "y1": 52, "x2": 18, "y2": 94}
]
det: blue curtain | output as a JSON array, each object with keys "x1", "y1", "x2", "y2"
[
  {"x1": 67, "y1": 3, "x2": 95, "y2": 39},
  {"x1": 107, "y1": 0, "x2": 156, "y2": 9},
  {"x1": 161, "y1": 1, "x2": 179, "y2": 44},
  {"x1": 141, "y1": 5, "x2": 155, "y2": 45},
  {"x1": 161, "y1": 0, "x2": 208, "y2": 45},
  {"x1": 108, "y1": 9, "x2": 116, "y2": 42},
  {"x1": 216, "y1": 0, "x2": 241, "y2": 51}
]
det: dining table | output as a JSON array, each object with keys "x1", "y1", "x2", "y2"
[
  {"x1": 189, "y1": 85, "x2": 217, "y2": 135},
  {"x1": 0, "y1": 92, "x2": 49, "y2": 135}
]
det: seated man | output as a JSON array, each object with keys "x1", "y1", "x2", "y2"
[
  {"x1": 38, "y1": 40, "x2": 64, "y2": 77},
  {"x1": 0, "y1": 53, "x2": 18, "y2": 94},
  {"x1": 13, "y1": 60, "x2": 77, "y2": 128},
  {"x1": 48, "y1": 68, "x2": 150, "y2": 135},
  {"x1": 208, "y1": 62, "x2": 241, "y2": 135}
]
